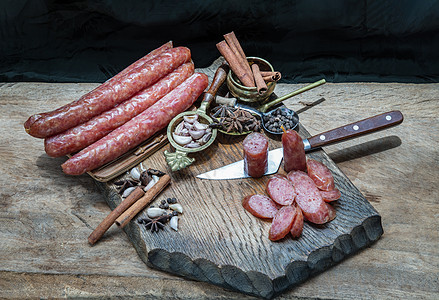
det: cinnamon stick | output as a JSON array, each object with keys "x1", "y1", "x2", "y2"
[
  {"x1": 216, "y1": 40, "x2": 254, "y2": 87},
  {"x1": 224, "y1": 32, "x2": 254, "y2": 85},
  {"x1": 115, "y1": 174, "x2": 171, "y2": 228},
  {"x1": 260, "y1": 71, "x2": 281, "y2": 82},
  {"x1": 251, "y1": 63, "x2": 268, "y2": 95},
  {"x1": 88, "y1": 186, "x2": 145, "y2": 245}
]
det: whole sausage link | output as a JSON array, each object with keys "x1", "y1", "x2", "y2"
[
  {"x1": 61, "y1": 72, "x2": 208, "y2": 175},
  {"x1": 25, "y1": 46, "x2": 190, "y2": 138},
  {"x1": 44, "y1": 62, "x2": 194, "y2": 157}
]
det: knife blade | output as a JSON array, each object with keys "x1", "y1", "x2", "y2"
[{"x1": 196, "y1": 110, "x2": 403, "y2": 180}]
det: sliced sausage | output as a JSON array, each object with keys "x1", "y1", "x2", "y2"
[
  {"x1": 268, "y1": 205, "x2": 297, "y2": 241},
  {"x1": 44, "y1": 62, "x2": 194, "y2": 157},
  {"x1": 282, "y1": 129, "x2": 306, "y2": 172},
  {"x1": 320, "y1": 189, "x2": 341, "y2": 202},
  {"x1": 266, "y1": 174, "x2": 296, "y2": 206},
  {"x1": 326, "y1": 203, "x2": 336, "y2": 221},
  {"x1": 286, "y1": 170, "x2": 332, "y2": 224},
  {"x1": 24, "y1": 46, "x2": 190, "y2": 138},
  {"x1": 242, "y1": 194, "x2": 279, "y2": 219},
  {"x1": 61, "y1": 72, "x2": 208, "y2": 175},
  {"x1": 306, "y1": 159, "x2": 335, "y2": 191},
  {"x1": 290, "y1": 205, "x2": 304, "y2": 238},
  {"x1": 243, "y1": 132, "x2": 269, "y2": 178}
]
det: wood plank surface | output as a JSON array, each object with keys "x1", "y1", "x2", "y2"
[
  {"x1": 91, "y1": 60, "x2": 383, "y2": 298},
  {"x1": 1, "y1": 63, "x2": 438, "y2": 299}
]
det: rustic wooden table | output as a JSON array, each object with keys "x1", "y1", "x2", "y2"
[{"x1": 1, "y1": 79, "x2": 438, "y2": 299}]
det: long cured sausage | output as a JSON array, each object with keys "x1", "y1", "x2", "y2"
[
  {"x1": 44, "y1": 62, "x2": 194, "y2": 157},
  {"x1": 286, "y1": 170, "x2": 331, "y2": 224},
  {"x1": 282, "y1": 129, "x2": 306, "y2": 172},
  {"x1": 61, "y1": 73, "x2": 209, "y2": 175},
  {"x1": 24, "y1": 42, "x2": 172, "y2": 138},
  {"x1": 24, "y1": 46, "x2": 190, "y2": 138}
]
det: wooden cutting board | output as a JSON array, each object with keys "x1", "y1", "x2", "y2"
[{"x1": 94, "y1": 60, "x2": 383, "y2": 299}]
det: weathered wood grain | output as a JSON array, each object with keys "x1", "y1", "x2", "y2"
[
  {"x1": 1, "y1": 65, "x2": 438, "y2": 299},
  {"x1": 84, "y1": 59, "x2": 384, "y2": 298}
]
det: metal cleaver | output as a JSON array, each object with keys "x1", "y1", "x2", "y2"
[{"x1": 196, "y1": 110, "x2": 403, "y2": 180}]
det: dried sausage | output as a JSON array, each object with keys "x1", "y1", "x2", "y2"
[
  {"x1": 290, "y1": 205, "x2": 304, "y2": 238},
  {"x1": 243, "y1": 132, "x2": 269, "y2": 178},
  {"x1": 286, "y1": 170, "x2": 332, "y2": 224},
  {"x1": 268, "y1": 205, "x2": 296, "y2": 241},
  {"x1": 44, "y1": 62, "x2": 194, "y2": 157},
  {"x1": 266, "y1": 174, "x2": 296, "y2": 206},
  {"x1": 242, "y1": 194, "x2": 279, "y2": 219},
  {"x1": 24, "y1": 46, "x2": 190, "y2": 138},
  {"x1": 61, "y1": 72, "x2": 208, "y2": 175},
  {"x1": 320, "y1": 189, "x2": 341, "y2": 202},
  {"x1": 282, "y1": 129, "x2": 306, "y2": 172},
  {"x1": 306, "y1": 159, "x2": 335, "y2": 191}
]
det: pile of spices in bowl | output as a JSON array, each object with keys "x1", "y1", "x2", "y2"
[
  {"x1": 262, "y1": 108, "x2": 297, "y2": 133},
  {"x1": 210, "y1": 105, "x2": 261, "y2": 134}
]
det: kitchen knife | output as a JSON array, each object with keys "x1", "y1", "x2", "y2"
[{"x1": 196, "y1": 110, "x2": 403, "y2": 180}]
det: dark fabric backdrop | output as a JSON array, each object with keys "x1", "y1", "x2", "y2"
[{"x1": 1, "y1": 0, "x2": 439, "y2": 83}]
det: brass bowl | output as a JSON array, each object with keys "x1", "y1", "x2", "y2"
[{"x1": 226, "y1": 56, "x2": 276, "y2": 103}]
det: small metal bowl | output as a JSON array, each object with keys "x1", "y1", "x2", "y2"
[
  {"x1": 226, "y1": 57, "x2": 276, "y2": 103},
  {"x1": 165, "y1": 111, "x2": 217, "y2": 171}
]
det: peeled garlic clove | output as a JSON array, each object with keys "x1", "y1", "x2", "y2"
[
  {"x1": 144, "y1": 175, "x2": 158, "y2": 191},
  {"x1": 193, "y1": 121, "x2": 209, "y2": 130},
  {"x1": 189, "y1": 129, "x2": 205, "y2": 140},
  {"x1": 130, "y1": 167, "x2": 141, "y2": 180},
  {"x1": 170, "y1": 216, "x2": 179, "y2": 231},
  {"x1": 172, "y1": 133, "x2": 192, "y2": 145},
  {"x1": 147, "y1": 208, "x2": 166, "y2": 218},
  {"x1": 184, "y1": 114, "x2": 198, "y2": 124},
  {"x1": 201, "y1": 132, "x2": 212, "y2": 144},
  {"x1": 169, "y1": 203, "x2": 183, "y2": 214},
  {"x1": 174, "y1": 121, "x2": 185, "y2": 135},
  {"x1": 122, "y1": 186, "x2": 137, "y2": 198},
  {"x1": 184, "y1": 141, "x2": 201, "y2": 148}
]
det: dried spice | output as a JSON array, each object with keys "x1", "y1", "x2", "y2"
[
  {"x1": 138, "y1": 197, "x2": 183, "y2": 233},
  {"x1": 114, "y1": 165, "x2": 166, "y2": 197},
  {"x1": 263, "y1": 108, "x2": 297, "y2": 133},
  {"x1": 210, "y1": 105, "x2": 261, "y2": 134},
  {"x1": 138, "y1": 214, "x2": 171, "y2": 232}
]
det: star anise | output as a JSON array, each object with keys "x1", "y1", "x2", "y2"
[
  {"x1": 137, "y1": 215, "x2": 171, "y2": 232},
  {"x1": 211, "y1": 104, "x2": 236, "y2": 118}
]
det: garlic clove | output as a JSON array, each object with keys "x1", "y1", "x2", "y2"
[
  {"x1": 174, "y1": 121, "x2": 185, "y2": 135},
  {"x1": 183, "y1": 114, "x2": 198, "y2": 124},
  {"x1": 122, "y1": 186, "x2": 137, "y2": 198},
  {"x1": 201, "y1": 132, "x2": 212, "y2": 144},
  {"x1": 130, "y1": 167, "x2": 141, "y2": 180},
  {"x1": 184, "y1": 141, "x2": 201, "y2": 148},
  {"x1": 170, "y1": 216, "x2": 179, "y2": 231},
  {"x1": 193, "y1": 121, "x2": 209, "y2": 130},
  {"x1": 189, "y1": 129, "x2": 205, "y2": 140},
  {"x1": 147, "y1": 207, "x2": 166, "y2": 218},
  {"x1": 143, "y1": 177, "x2": 156, "y2": 191},
  {"x1": 169, "y1": 203, "x2": 183, "y2": 214},
  {"x1": 172, "y1": 133, "x2": 193, "y2": 145}
]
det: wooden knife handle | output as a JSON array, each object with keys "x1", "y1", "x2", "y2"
[
  {"x1": 307, "y1": 110, "x2": 404, "y2": 149},
  {"x1": 201, "y1": 64, "x2": 228, "y2": 107}
]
